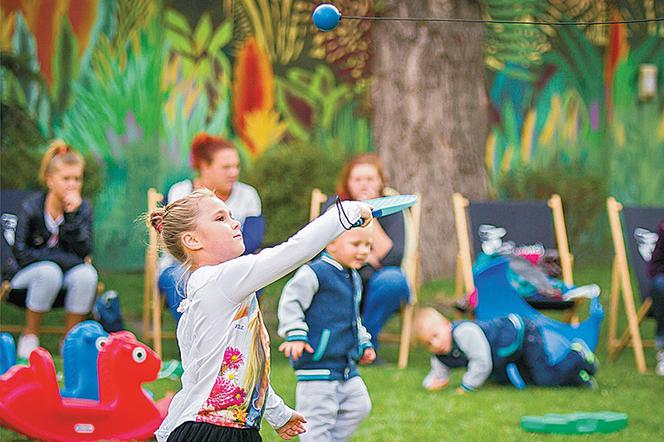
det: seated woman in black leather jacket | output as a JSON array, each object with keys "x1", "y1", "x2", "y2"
[{"x1": 11, "y1": 140, "x2": 97, "y2": 359}]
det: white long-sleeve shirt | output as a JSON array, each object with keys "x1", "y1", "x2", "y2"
[{"x1": 155, "y1": 202, "x2": 363, "y2": 441}]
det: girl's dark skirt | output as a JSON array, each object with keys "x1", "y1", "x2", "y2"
[{"x1": 167, "y1": 421, "x2": 262, "y2": 442}]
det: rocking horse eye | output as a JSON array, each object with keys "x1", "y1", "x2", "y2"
[
  {"x1": 133, "y1": 347, "x2": 147, "y2": 363},
  {"x1": 95, "y1": 337, "x2": 107, "y2": 351}
]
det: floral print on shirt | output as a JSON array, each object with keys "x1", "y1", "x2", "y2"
[
  {"x1": 196, "y1": 346, "x2": 249, "y2": 427},
  {"x1": 196, "y1": 297, "x2": 271, "y2": 429}
]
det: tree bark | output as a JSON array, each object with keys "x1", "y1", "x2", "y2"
[{"x1": 371, "y1": 0, "x2": 489, "y2": 281}]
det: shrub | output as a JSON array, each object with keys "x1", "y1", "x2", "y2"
[
  {"x1": 498, "y1": 160, "x2": 610, "y2": 263},
  {"x1": 1, "y1": 103, "x2": 103, "y2": 200},
  {"x1": 0, "y1": 103, "x2": 44, "y2": 191},
  {"x1": 245, "y1": 142, "x2": 345, "y2": 246}
]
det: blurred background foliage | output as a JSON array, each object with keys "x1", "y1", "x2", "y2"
[
  {"x1": 1, "y1": 0, "x2": 662, "y2": 271},
  {"x1": 245, "y1": 141, "x2": 344, "y2": 246}
]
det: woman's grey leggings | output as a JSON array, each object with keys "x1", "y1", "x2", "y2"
[{"x1": 10, "y1": 261, "x2": 98, "y2": 314}]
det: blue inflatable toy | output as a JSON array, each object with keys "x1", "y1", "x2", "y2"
[
  {"x1": 60, "y1": 320, "x2": 108, "y2": 400},
  {"x1": 474, "y1": 258, "x2": 604, "y2": 387},
  {"x1": 313, "y1": 4, "x2": 341, "y2": 31},
  {"x1": 0, "y1": 333, "x2": 16, "y2": 375}
]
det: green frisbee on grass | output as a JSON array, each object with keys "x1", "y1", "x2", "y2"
[{"x1": 521, "y1": 412, "x2": 628, "y2": 435}]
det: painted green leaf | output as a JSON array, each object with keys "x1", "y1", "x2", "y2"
[
  {"x1": 0, "y1": 71, "x2": 28, "y2": 108},
  {"x1": 209, "y1": 19, "x2": 233, "y2": 53},
  {"x1": 214, "y1": 52, "x2": 233, "y2": 89},
  {"x1": 11, "y1": 12, "x2": 41, "y2": 112},
  {"x1": 275, "y1": 76, "x2": 316, "y2": 140},
  {"x1": 194, "y1": 12, "x2": 212, "y2": 51},
  {"x1": 631, "y1": 35, "x2": 662, "y2": 66},
  {"x1": 166, "y1": 30, "x2": 193, "y2": 56},
  {"x1": 52, "y1": 17, "x2": 79, "y2": 126},
  {"x1": 197, "y1": 58, "x2": 211, "y2": 78},
  {"x1": 165, "y1": 9, "x2": 191, "y2": 35}
]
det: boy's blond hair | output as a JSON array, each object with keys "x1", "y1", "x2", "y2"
[
  {"x1": 413, "y1": 307, "x2": 451, "y2": 342},
  {"x1": 327, "y1": 220, "x2": 375, "y2": 246}
]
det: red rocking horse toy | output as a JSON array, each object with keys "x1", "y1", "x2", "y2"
[{"x1": 0, "y1": 331, "x2": 172, "y2": 441}]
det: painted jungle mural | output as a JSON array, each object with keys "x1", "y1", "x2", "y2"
[{"x1": 1, "y1": 0, "x2": 662, "y2": 269}]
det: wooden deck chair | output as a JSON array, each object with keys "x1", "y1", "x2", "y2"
[
  {"x1": 142, "y1": 188, "x2": 176, "y2": 357},
  {"x1": 606, "y1": 197, "x2": 664, "y2": 373},
  {"x1": 1, "y1": 189, "x2": 103, "y2": 335},
  {"x1": 452, "y1": 193, "x2": 579, "y2": 321},
  {"x1": 309, "y1": 188, "x2": 422, "y2": 369}
]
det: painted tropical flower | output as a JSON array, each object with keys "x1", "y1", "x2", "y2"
[
  {"x1": 223, "y1": 347, "x2": 244, "y2": 370},
  {"x1": 232, "y1": 37, "x2": 286, "y2": 158},
  {"x1": 1, "y1": 0, "x2": 102, "y2": 87}
]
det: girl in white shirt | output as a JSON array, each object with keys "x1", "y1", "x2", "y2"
[{"x1": 149, "y1": 188, "x2": 372, "y2": 442}]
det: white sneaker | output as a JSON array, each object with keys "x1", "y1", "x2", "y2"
[
  {"x1": 563, "y1": 284, "x2": 601, "y2": 301},
  {"x1": 17, "y1": 333, "x2": 39, "y2": 359},
  {"x1": 656, "y1": 351, "x2": 664, "y2": 376}
]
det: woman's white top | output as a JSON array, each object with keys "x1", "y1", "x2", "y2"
[{"x1": 155, "y1": 202, "x2": 363, "y2": 441}]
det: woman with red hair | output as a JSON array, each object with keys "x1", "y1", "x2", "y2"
[
  {"x1": 327, "y1": 153, "x2": 411, "y2": 364},
  {"x1": 158, "y1": 133, "x2": 264, "y2": 323}
]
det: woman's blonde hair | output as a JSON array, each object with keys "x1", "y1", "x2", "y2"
[
  {"x1": 39, "y1": 140, "x2": 85, "y2": 184},
  {"x1": 147, "y1": 188, "x2": 216, "y2": 265}
]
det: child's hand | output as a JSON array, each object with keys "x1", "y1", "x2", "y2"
[
  {"x1": 356, "y1": 202, "x2": 373, "y2": 227},
  {"x1": 278, "y1": 341, "x2": 314, "y2": 362},
  {"x1": 62, "y1": 191, "x2": 82, "y2": 213},
  {"x1": 359, "y1": 347, "x2": 376, "y2": 365},
  {"x1": 276, "y1": 411, "x2": 307, "y2": 440},
  {"x1": 424, "y1": 378, "x2": 449, "y2": 391}
]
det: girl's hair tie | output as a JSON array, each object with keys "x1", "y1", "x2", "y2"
[{"x1": 57, "y1": 144, "x2": 69, "y2": 155}]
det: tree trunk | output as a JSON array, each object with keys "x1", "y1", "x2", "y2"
[{"x1": 371, "y1": 0, "x2": 489, "y2": 281}]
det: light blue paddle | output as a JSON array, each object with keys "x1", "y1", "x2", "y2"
[{"x1": 350, "y1": 194, "x2": 418, "y2": 227}]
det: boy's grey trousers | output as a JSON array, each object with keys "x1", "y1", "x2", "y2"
[{"x1": 296, "y1": 377, "x2": 371, "y2": 442}]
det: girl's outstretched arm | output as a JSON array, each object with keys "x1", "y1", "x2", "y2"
[{"x1": 194, "y1": 201, "x2": 370, "y2": 304}]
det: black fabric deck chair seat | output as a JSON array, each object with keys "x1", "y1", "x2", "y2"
[{"x1": 453, "y1": 193, "x2": 579, "y2": 319}]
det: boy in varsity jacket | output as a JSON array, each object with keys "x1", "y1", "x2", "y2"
[
  {"x1": 277, "y1": 226, "x2": 376, "y2": 442},
  {"x1": 414, "y1": 307, "x2": 598, "y2": 392}
]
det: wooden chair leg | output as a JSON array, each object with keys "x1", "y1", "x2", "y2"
[
  {"x1": 152, "y1": 280, "x2": 163, "y2": 358},
  {"x1": 142, "y1": 269, "x2": 152, "y2": 344},
  {"x1": 398, "y1": 303, "x2": 414, "y2": 369},
  {"x1": 613, "y1": 298, "x2": 653, "y2": 356},
  {"x1": 454, "y1": 254, "x2": 463, "y2": 297},
  {"x1": 607, "y1": 196, "x2": 648, "y2": 373},
  {"x1": 0, "y1": 281, "x2": 11, "y2": 302},
  {"x1": 607, "y1": 258, "x2": 621, "y2": 360},
  {"x1": 620, "y1": 273, "x2": 648, "y2": 373},
  {"x1": 144, "y1": 187, "x2": 164, "y2": 355}
]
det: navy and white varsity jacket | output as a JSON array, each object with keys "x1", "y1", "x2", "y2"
[
  {"x1": 277, "y1": 254, "x2": 373, "y2": 381},
  {"x1": 434, "y1": 314, "x2": 527, "y2": 391}
]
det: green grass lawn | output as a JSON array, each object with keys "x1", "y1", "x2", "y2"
[{"x1": 1, "y1": 265, "x2": 663, "y2": 441}]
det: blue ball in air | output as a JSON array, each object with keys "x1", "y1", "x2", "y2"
[{"x1": 313, "y1": 4, "x2": 341, "y2": 32}]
